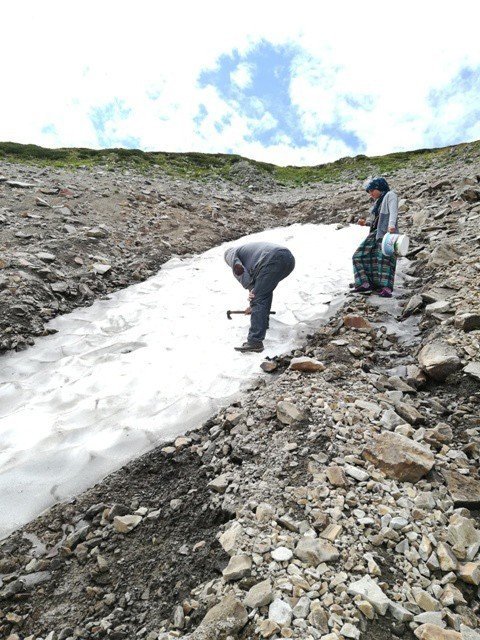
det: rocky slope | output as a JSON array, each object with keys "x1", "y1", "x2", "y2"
[{"x1": 0, "y1": 144, "x2": 480, "y2": 640}]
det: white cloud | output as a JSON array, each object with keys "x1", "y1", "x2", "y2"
[
  {"x1": 1, "y1": 0, "x2": 480, "y2": 164},
  {"x1": 231, "y1": 63, "x2": 253, "y2": 89}
]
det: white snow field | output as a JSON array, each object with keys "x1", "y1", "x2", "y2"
[{"x1": 0, "y1": 223, "x2": 366, "y2": 538}]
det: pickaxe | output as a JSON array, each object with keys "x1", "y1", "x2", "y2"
[{"x1": 227, "y1": 310, "x2": 276, "y2": 320}]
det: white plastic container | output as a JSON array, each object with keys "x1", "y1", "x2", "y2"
[{"x1": 381, "y1": 233, "x2": 410, "y2": 257}]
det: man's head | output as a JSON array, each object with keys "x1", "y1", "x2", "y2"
[{"x1": 224, "y1": 247, "x2": 245, "y2": 275}]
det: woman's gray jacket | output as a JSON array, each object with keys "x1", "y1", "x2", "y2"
[{"x1": 368, "y1": 190, "x2": 399, "y2": 240}]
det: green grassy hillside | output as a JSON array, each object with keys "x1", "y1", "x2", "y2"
[{"x1": 1, "y1": 139, "x2": 479, "y2": 185}]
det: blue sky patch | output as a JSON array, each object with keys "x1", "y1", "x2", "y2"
[
  {"x1": 90, "y1": 99, "x2": 132, "y2": 147},
  {"x1": 428, "y1": 65, "x2": 480, "y2": 145},
  {"x1": 198, "y1": 41, "x2": 309, "y2": 147},
  {"x1": 198, "y1": 41, "x2": 369, "y2": 154},
  {"x1": 41, "y1": 124, "x2": 57, "y2": 135}
]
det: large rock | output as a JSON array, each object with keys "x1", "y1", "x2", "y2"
[
  {"x1": 113, "y1": 515, "x2": 142, "y2": 533},
  {"x1": 443, "y1": 470, "x2": 480, "y2": 507},
  {"x1": 194, "y1": 594, "x2": 248, "y2": 639},
  {"x1": 418, "y1": 341, "x2": 461, "y2": 381},
  {"x1": 446, "y1": 515, "x2": 480, "y2": 559},
  {"x1": 244, "y1": 579, "x2": 274, "y2": 608},
  {"x1": 222, "y1": 554, "x2": 252, "y2": 581},
  {"x1": 455, "y1": 313, "x2": 480, "y2": 332},
  {"x1": 459, "y1": 186, "x2": 480, "y2": 202},
  {"x1": 363, "y1": 432, "x2": 434, "y2": 482},
  {"x1": 464, "y1": 362, "x2": 480, "y2": 382},
  {"x1": 347, "y1": 576, "x2": 391, "y2": 615},
  {"x1": 414, "y1": 623, "x2": 461, "y2": 639},
  {"x1": 343, "y1": 315, "x2": 372, "y2": 331},
  {"x1": 219, "y1": 522, "x2": 243, "y2": 556},
  {"x1": 276, "y1": 401, "x2": 304, "y2": 425},
  {"x1": 294, "y1": 538, "x2": 339, "y2": 566},
  {"x1": 428, "y1": 241, "x2": 463, "y2": 267},
  {"x1": 268, "y1": 599, "x2": 292, "y2": 627},
  {"x1": 289, "y1": 356, "x2": 325, "y2": 373}
]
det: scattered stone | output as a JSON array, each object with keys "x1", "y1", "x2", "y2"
[
  {"x1": 289, "y1": 356, "x2": 325, "y2": 372},
  {"x1": 268, "y1": 598, "x2": 292, "y2": 627},
  {"x1": 455, "y1": 313, "x2": 480, "y2": 332},
  {"x1": 222, "y1": 554, "x2": 252, "y2": 581},
  {"x1": 261, "y1": 361, "x2": 278, "y2": 373},
  {"x1": 244, "y1": 579, "x2": 273, "y2": 609},
  {"x1": 271, "y1": 546, "x2": 293, "y2": 562},
  {"x1": 93, "y1": 263, "x2": 112, "y2": 275},
  {"x1": 458, "y1": 562, "x2": 480, "y2": 585},
  {"x1": 443, "y1": 470, "x2": 480, "y2": 507},
  {"x1": 113, "y1": 514, "x2": 142, "y2": 533},
  {"x1": 363, "y1": 432, "x2": 434, "y2": 482},
  {"x1": 196, "y1": 593, "x2": 248, "y2": 637},
  {"x1": 464, "y1": 362, "x2": 480, "y2": 382},
  {"x1": 343, "y1": 315, "x2": 372, "y2": 330},
  {"x1": 347, "y1": 576, "x2": 391, "y2": 615},
  {"x1": 414, "y1": 624, "x2": 461, "y2": 639},
  {"x1": 326, "y1": 465, "x2": 348, "y2": 487},
  {"x1": 418, "y1": 341, "x2": 461, "y2": 381},
  {"x1": 276, "y1": 401, "x2": 304, "y2": 425},
  {"x1": 294, "y1": 538, "x2": 339, "y2": 565},
  {"x1": 208, "y1": 474, "x2": 230, "y2": 494}
]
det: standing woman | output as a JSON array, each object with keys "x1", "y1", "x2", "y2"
[{"x1": 352, "y1": 177, "x2": 399, "y2": 298}]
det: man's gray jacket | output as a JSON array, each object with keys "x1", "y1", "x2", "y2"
[{"x1": 224, "y1": 242, "x2": 285, "y2": 289}]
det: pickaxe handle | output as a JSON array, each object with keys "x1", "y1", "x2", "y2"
[{"x1": 227, "y1": 310, "x2": 276, "y2": 320}]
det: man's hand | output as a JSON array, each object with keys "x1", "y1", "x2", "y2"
[
  {"x1": 233, "y1": 263, "x2": 244, "y2": 276},
  {"x1": 388, "y1": 226, "x2": 396, "y2": 233},
  {"x1": 248, "y1": 291, "x2": 255, "y2": 301},
  {"x1": 358, "y1": 218, "x2": 366, "y2": 226},
  {"x1": 244, "y1": 306, "x2": 252, "y2": 315}
]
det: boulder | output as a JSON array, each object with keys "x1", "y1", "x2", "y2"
[
  {"x1": 219, "y1": 522, "x2": 243, "y2": 556},
  {"x1": 113, "y1": 515, "x2": 142, "y2": 533},
  {"x1": 289, "y1": 356, "x2": 325, "y2": 372},
  {"x1": 222, "y1": 554, "x2": 252, "y2": 581},
  {"x1": 343, "y1": 315, "x2": 372, "y2": 330},
  {"x1": 443, "y1": 470, "x2": 480, "y2": 507},
  {"x1": 428, "y1": 241, "x2": 462, "y2": 267},
  {"x1": 418, "y1": 341, "x2": 461, "y2": 381},
  {"x1": 363, "y1": 432, "x2": 434, "y2": 482},
  {"x1": 414, "y1": 623, "x2": 461, "y2": 639},
  {"x1": 464, "y1": 362, "x2": 480, "y2": 382},
  {"x1": 294, "y1": 538, "x2": 339, "y2": 566},
  {"x1": 276, "y1": 401, "x2": 304, "y2": 425},
  {"x1": 268, "y1": 598, "x2": 292, "y2": 627},
  {"x1": 459, "y1": 186, "x2": 480, "y2": 202},
  {"x1": 455, "y1": 313, "x2": 480, "y2": 332},
  {"x1": 194, "y1": 594, "x2": 248, "y2": 639},
  {"x1": 347, "y1": 576, "x2": 391, "y2": 615},
  {"x1": 244, "y1": 579, "x2": 274, "y2": 609}
]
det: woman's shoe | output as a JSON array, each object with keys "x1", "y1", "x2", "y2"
[
  {"x1": 377, "y1": 287, "x2": 393, "y2": 298},
  {"x1": 352, "y1": 283, "x2": 372, "y2": 294}
]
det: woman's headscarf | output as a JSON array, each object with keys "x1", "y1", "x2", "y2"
[{"x1": 365, "y1": 177, "x2": 390, "y2": 193}]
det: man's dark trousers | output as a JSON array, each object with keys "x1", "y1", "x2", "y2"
[{"x1": 248, "y1": 248, "x2": 295, "y2": 344}]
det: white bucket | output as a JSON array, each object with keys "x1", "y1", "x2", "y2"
[{"x1": 381, "y1": 233, "x2": 410, "y2": 257}]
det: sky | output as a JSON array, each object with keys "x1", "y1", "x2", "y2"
[{"x1": 2, "y1": 1, "x2": 480, "y2": 166}]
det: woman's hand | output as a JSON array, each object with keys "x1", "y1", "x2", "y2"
[{"x1": 358, "y1": 218, "x2": 366, "y2": 226}]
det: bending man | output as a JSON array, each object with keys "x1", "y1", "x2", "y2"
[{"x1": 224, "y1": 242, "x2": 295, "y2": 353}]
